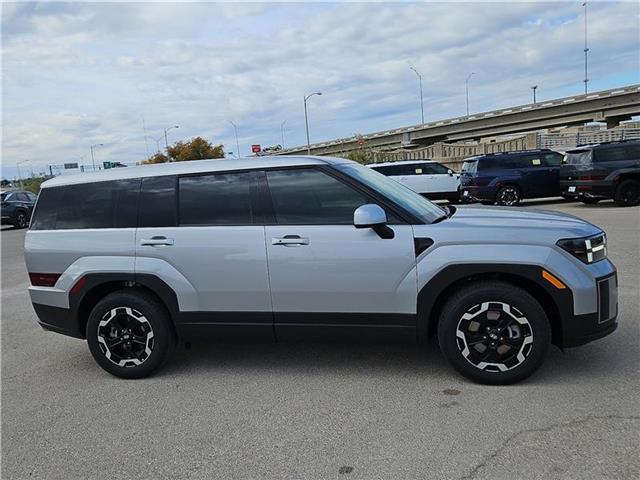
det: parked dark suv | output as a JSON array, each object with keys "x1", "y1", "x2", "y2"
[
  {"x1": 560, "y1": 140, "x2": 640, "y2": 207},
  {"x1": 460, "y1": 149, "x2": 564, "y2": 206},
  {"x1": 1, "y1": 190, "x2": 37, "y2": 228}
]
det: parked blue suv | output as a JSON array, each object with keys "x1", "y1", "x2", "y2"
[{"x1": 460, "y1": 149, "x2": 565, "y2": 205}]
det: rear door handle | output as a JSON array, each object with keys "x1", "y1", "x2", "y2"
[
  {"x1": 272, "y1": 235, "x2": 309, "y2": 246},
  {"x1": 140, "y1": 236, "x2": 174, "y2": 246}
]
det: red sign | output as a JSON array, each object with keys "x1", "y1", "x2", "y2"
[{"x1": 251, "y1": 144, "x2": 261, "y2": 153}]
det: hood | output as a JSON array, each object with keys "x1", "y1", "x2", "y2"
[{"x1": 419, "y1": 205, "x2": 602, "y2": 245}]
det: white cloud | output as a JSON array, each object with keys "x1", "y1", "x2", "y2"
[{"x1": 1, "y1": 1, "x2": 639, "y2": 175}]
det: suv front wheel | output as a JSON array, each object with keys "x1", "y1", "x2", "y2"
[
  {"x1": 86, "y1": 290, "x2": 176, "y2": 378},
  {"x1": 496, "y1": 185, "x2": 521, "y2": 206},
  {"x1": 437, "y1": 281, "x2": 551, "y2": 384}
]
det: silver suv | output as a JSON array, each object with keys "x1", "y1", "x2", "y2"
[{"x1": 24, "y1": 156, "x2": 618, "y2": 384}]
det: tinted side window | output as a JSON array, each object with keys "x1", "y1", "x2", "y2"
[
  {"x1": 594, "y1": 145, "x2": 640, "y2": 162},
  {"x1": 179, "y1": 172, "x2": 254, "y2": 225},
  {"x1": 55, "y1": 179, "x2": 140, "y2": 229},
  {"x1": 30, "y1": 187, "x2": 63, "y2": 230},
  {"x1": 424, "y1": 163, "x2": 449, "y2": 174},
  {"x1": 266, "y1": 168, "x2": 370, "y2": 225},
  {"x1": 544, "y1": 153, "x2": 563, "y2": 166},
  {"x1": 26, "y1": 192, "x2": 38, "y2": 201},
  {"x1": 16, "y1": 193, "x2": 30, "y2": 201},
  {"x1": 139, "y1": 176, "x2": 177, "y2": 228},
  {"x1": 32, "y1": 180, "x2": 139, "y2": 230}
]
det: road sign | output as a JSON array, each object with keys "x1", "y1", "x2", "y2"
[{"x1": 251, "y1": 144, "x2": 261, "y2": 153}]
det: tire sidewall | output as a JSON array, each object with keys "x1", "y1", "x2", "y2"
[
  {"x1": 615, "y1": 179, "x2": 640, "y2": 207},
  {"x1": 438, "y1": 283, "x2": 550, "y2": 385},
  {"x1": 86, "y1": 291, "x2": 174, "y2": 379}
]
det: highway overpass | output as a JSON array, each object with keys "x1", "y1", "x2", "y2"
[{"x1": 279, "y1": 84, "x2": 640, "y2": 156}]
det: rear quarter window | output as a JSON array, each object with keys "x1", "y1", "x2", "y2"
[{"x1": 30, "y1": 179, "x2": 140, "y2": 230}]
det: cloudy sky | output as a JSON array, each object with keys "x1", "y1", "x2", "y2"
[{"x1": 2, "y1": 1, "x2": 639, "y2": 178}]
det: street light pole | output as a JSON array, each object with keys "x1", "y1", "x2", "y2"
[
  {"x1": 465, "y1": 72, "x2": 475, "y2": 117},
  {"x1": 280, "y1": 120, "x2": 286, "y2": 149},
  {"x1": 409, "y1": 66, "x2": 424, "y2": 124},
  {"x1": 163, "y1": 125, "x2": 179, "y2": 159},
  {"x1": 531, "y1": 85, "x2": 538, "y2": 104},
  {"x1": 16, "y1": 159, "x2": 30, "y2": 189},
  {"x1": 228, "y1": 121, "x2": 240, "y2": 158},
  {"x1": 304, "y1": 92, "x2": 322, "y2": 155},
  {"x1": 583, "y1": 1, "x2": 589, "y2": 94},
  {"x1": 90, "y1": 143, "x2": 104, "y2": 171}
]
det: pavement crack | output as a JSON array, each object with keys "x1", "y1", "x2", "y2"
[{"x1": 460, "y1": 414, "x2": 640, "y2": 480}]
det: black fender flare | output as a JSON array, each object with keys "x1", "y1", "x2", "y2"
[{"x1": 416, "y1": 263, "x2": 574, "y2": 343}]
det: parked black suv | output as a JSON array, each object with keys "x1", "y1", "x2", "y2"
[
  {"x1": 1, "y1": 190, "x2": 37, "y2": 228},
  {"x1": 560, "y1": 140, "x2": 640, "y2": 206},
  {"x1": 460, "y1": 149, "x2": 564, "y2": 206}
]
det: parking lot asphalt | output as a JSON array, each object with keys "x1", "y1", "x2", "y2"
[{"x1": 1, "y1": 198, "x2": 639, "y2": 480}]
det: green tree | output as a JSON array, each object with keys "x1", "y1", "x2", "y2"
[{"x1": 167, "y1": 136, "x2": 224, "y2": 162}]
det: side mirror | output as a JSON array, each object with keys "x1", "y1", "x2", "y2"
[
  {"x1": 447, "y1": 169, "x2": 454, "y2": 176},
  {"x1": 354, "y1": 204, "x2": 394, "y2": 239}
]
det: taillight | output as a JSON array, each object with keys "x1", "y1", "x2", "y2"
[{"x1": 29, "y1": 273, "x2": 61, "y2": 287}]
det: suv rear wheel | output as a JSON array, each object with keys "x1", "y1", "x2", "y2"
[
  {"x1": 496, "y1": 185, "x2": 521, "y2": 206},
  {"x1": 437, "y1": 281, "x2": 550, "y2": 384},
  {"x1": 614, "y1": 179, "x2": 640, "y2": 207},
  {"x1": 86, "y1": 290, "x2": 175, "y2": 379}
]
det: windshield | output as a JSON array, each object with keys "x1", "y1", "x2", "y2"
[
  {"x1": 564, "y1": 150, "x2": 592, "y2": 166},
  {"x1": 335, "y1": 162, "x2": 446, "y2": 223},
  {"x1": 461, "y1": 161, "x2": 477, "y2": 174},
  {"x1": 1, "y1": 192, "x2": 9, "y2": 201}
]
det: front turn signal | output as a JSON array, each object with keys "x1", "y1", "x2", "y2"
[{"x1": 542, "y1": 270, "x2": 567, "y2": 290}]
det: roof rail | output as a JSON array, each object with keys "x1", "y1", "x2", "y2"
[{"x1": 482, "y1": 148, "x2": 552, "y2": 157}]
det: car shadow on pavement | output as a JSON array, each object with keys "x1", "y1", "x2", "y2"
[{"x1": 158, "y1": 338, "x2": 451, "y2": 378}]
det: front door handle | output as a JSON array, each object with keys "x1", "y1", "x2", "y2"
[
  {"x1": 272, "y1": 235, "x2": 309, "y2": 246},
  {"x1": 140, "y1": 236, "x2": 174, "y2": 246}
]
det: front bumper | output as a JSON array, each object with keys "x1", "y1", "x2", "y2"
[{"x1": 561, "y1": 271, "x2": 618, "y2": 347}]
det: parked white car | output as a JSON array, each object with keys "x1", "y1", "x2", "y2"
[{"x1": 368, "y1": 160, "x2": 460, "y2": 202}]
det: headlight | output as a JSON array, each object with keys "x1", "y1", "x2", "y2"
[{"x1": 557, "y1": 233, "x2": 607, "y2": 264}]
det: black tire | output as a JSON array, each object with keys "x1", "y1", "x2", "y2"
[
  {"x1": 495, "y1": 185, "x2": 521, "y2": 206},
  {"x1": 580, "y1": 197, "x2": 601, "y2": 205},
  {"x1": 437, "y1": 281, "x2": 551, "y2": 385},
  {"x1": 86, "y1": 290, "x2": 176, "y2": 379},
  {"x1": 614, "y1": 179, "x2": 640, "y2": 207},
  {"x1": 13, "y1": 210, "x2": 28, "y2": 229}
]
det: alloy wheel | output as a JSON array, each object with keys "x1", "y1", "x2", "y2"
[
  {"x1": 498, "y1": 187, "x2": 519, "y2": 206},
  {"x1": 455, "y1": 301, "x2": 534, "y2": 372},
  {"x1": 97, "y1": 307, "x2": 155, "y2": 367},
  {"x1": 16, "y1": 212, "x2": 27, "y2": 228}
]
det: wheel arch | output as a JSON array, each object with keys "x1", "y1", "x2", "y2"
[
  {"x1": 417, "y1": 264, "x2": 569, "y2": 348},
  {"x1": 72, "y1": 273, "x2": 180, "y2": 339}
]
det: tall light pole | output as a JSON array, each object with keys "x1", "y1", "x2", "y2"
[
  {"x1": 90, "y1": 143, "x2": 104, "y2": 171},
  {"x1": 531, "y1": 85, "x2": 538, "y2": 104},
  {"x1": 164, "y1": 125, "x2": 179, "y2": 158},
  {"x1": 465, "y1": 72, "x2": 475, "y2": 117},
  {"x1": 228, "y1": 121, "x2": 241, "y2": 158},
  {"x1": 280, "y1": 120, "x2": 287, "y2": 149},
  {"x1": 582, "y1": 1, "x2": 589, "y2": 94},
  {"x1": 304, "y1": 92, "x2": 322, "y2": 155},
  {"x1": 409, "y1": 66, "x2": 425, "y2": 124},
  {"x1": 16, "y1": 159, "x2": 30, "y2": 189}
]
